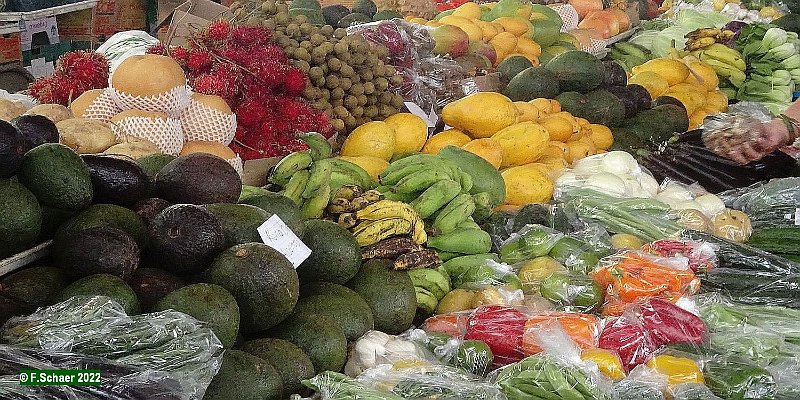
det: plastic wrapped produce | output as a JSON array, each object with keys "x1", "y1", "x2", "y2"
[
  {"x1": 640, "y1": 240, "x2": 718, "y2": 273},
  {"x1": 539, "y1": 273, "x2": 604, "y2": 313},
  {"x1": 555, "y1": 152, "x2": 661, "y2": 199},
  {"x1": 499, "y1": 224, "x2": 565, "y2": 265},
  {"x1": 357, "y1": 364, "x2": 505, "y2": 399},
  {"x1": 295, "y1": 371, "x2": 404, "y2": 400},
  {"x1": 0, "y1": 296, "x2": 222, "y2": 399},
  {"x1": 611, "y1": 365, "x2": 668, "y2": 400},
  {"x1": 561, "y1": 189, "x2": 684, "y2": 241},
  {"x1": 638, "y1": 129, "x2": 798, "y2": 194},
  {"x1": 0, "y1": 345, "x2": 187, "y2": 400},
  {"x1": 592, "y1": 251, "x2": 700, "y2": 316},
  {"x1": 703, "y1": 357, "x2": 777, "y2": 399},
  {"x1": 493, "y1": 354, "x2": 611, "y2": 400},
  {"x1": 464, "y1": 305, "x2": 528, "y2": 368},
  {"x1": 344, "y1": 330, "x2": 437, "y2": 377},
  {"x1": 717, "y1": 177, "x2": 800, "y2": 228},
  {"x1": 683, "y1": 230, "x2": 800, "y2": 274}
]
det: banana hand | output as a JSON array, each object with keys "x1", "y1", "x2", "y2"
[
  {"x1": 269, "y1": 151, "x2": 313, "y2": 186},
  {"x1": 297, "y1": 132, "x2": 332, "y2": 161},
  {"x1": 432, "y1": 193, "x2": 476, "y2": 235},
  {"x1": 282, "y1": 169, "x2": 311, "y2": 206},
  {"x1": 353, "y1": 217, "x2": 415, "y2": 246},
  {"x1": 410, "y1": 179, "x2": 462, "y2": 219}
]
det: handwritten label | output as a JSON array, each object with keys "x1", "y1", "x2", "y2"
[{"x1": 257, "y1": 215, "x2": 311, "y2": 268}]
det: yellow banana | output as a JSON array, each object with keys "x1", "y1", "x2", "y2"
[
  {"x1": 685, "y1": 27, "x2": 722, "y2": 40},
  {"x1": 685, "y1": 37, "x2": 716, "y2": 51},
  {"x1": 353, "y1": 218, "x2": 415, "y2": 246},
  {"x1": 703, "y1": 44, "x2": 747, "y2": 71},
  {"x1": 412, "y1": 218, "x2": 428, "y2": 245},
  {"x1": 356, "y1": 199, "x2": 420, "y2": 222}
]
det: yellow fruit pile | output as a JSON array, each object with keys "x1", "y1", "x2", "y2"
[
  {"x1": 629, "y1": 57, "x2": 729, "y2": 130},
  {"x1": 406, "y1": 2, "x2": 543, "y2": 65},
  {"x1": 339, "y1": 112, "x2": 429, "y2": 179},
  {"x1": 432, "y1": 92, "x2": 613, "y2": 209}
]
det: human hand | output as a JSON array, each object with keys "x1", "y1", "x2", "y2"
[{"x1": 705, "y1": 119, "x2": 792, "y2": 165}]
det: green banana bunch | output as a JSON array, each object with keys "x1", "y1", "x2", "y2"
[
  {"x1": 440, "y1": 253, "x2": 500, "y2": 277},
  {"x1": 269, "y1": 151, "x2": 312, "y2": 186},
  {"x1": 393, "y1": 169, "x2": 453, "y2": 194},
  {"x1": 301, "y1": 184, "x2": 330, "y2": 220},
  {"x1": 433, "y1": 193, "x2": 476, "y2": 234},
  {"x1": 410, "y1": 179, "x2": 462, "y2": 219},
  {"x1": 281, "y1": 169, "x2": 311, "y2": 206},
  {"x1": 609, "y1": 42, "x2": 652, "y2": 71},
  {"x1": 471, "y1": 192, "x2": 494, "y2": 222},
  {"x1": 297, "y1": 132, "x2": 332, "y2": 161},
  {"x1": 409, "y1": 268, "x2": 451, "y2": 313},
  {"x1": 427, "y1": 228, "x2": 492, "y2": 255},
  {"x1": 695, "y1": 44, "x2": 747, "y2": 71},
  {"x1": 302, "y1": 159, "x2": 332, "y2": 199},
  {"x1": 328, "y1": 158, "x2": 376, "y2": 190}
]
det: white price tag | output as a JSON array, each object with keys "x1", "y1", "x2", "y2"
[{"x1": 257, "y1": 215, "x2": 312, "y2": 268}]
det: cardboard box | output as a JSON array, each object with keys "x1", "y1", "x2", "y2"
[
  {"x1": 154, "y1": 0, "x2": 229, "y2": 47},
  {"x1": 20, "y1": 16, "x2": 59, "y2": 51},
  {"x1": 56, "y1": 8, "x2": 93, "y2": 40},
  {"x1": 58, "y1": 0, "x2": 147, "y2": 44},
  {"x1": 0, "y1": 32, "x2": 22, "y2": 64}
]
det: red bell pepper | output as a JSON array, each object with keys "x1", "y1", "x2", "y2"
[
  {"x1": 464, "y1": 305, "x2": 527, "y2": 367},
  {"x1": 598, "y1": 313, "x2": 659, "y2": 371},
  {"x1": 640, "y1": 298, "x2": 707, "y2": 347}
]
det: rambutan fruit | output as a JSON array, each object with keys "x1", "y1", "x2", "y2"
[
  {"x1": 170, "y1": 47, "x2": 190, "y2": 67},
  {"x1": 235, "y1": 99, "x2": 267, "y2": 127},
  {"x1": 146, "y1": 43, "x2": 168, "y2": 55},
  {"x1": 187, "y1": 50, "x2": 214, "y2": 72},
  {"x1": 191, "y1": 73, "x2": 226, "y2": 96},
  {"x1": 56, "y1": 51, "x2": 109, "y2": 89},
  {"x1": 206, "y1": 20, "x2": 232, "y2": 42},
  {"x1": 230, "y1": 26, "x2": 272, "y2": 49},
  {"x1": 281, "y1": 67, "x2": 307, "y2": 96}
]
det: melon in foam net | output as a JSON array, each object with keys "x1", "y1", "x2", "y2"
[
  {"x1": 110, "y1": 54, "x2": 191, "y2": 117},
  {"x1": 111, "y1": 110, "x2": 184, "y2": 155},
  {"x1": 180, "y1": 93, "x2": 237, "y2": 145}
]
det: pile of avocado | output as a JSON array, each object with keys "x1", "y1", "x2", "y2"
[
  {"x1": 0, "y1": 117, "x2": 419, "y2": 399},
  {"x1": 306, "y1": 0, "x2": 403, "y2": 29}
]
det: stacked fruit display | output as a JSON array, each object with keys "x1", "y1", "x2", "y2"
[{"x1": 229, "y1": 0, "x2": 405, "y2": 135}]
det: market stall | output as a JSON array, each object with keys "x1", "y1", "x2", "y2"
[{"x1": 1, "y1": 0, "x2": 799, "y2": 398}]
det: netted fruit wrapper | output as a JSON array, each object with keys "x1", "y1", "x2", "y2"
[
  {"x1": 0, "y1": 296, "x2": 223, "y2": 400},
  {"x1": 180, "y1": 96, "x2": 237, "y2": 145},
  {"x1": 111, "y1": 116, "x2": 185, "y2": 155},
  {"x1": 111, "y1": 85, "x2": 192, "y2": 118},
  {"x1": 78, "y1": 88, "x2": 123, "y2": 123}
]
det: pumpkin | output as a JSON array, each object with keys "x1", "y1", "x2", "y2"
[
  {"x1": 492, "y1": 121, "x2": 550, "y2": 168},
  {"x1": 501, "y1": 164, "x2": 554, "y2": 205},
  {"x1": 569, "y1": 0, "x2": 603, "y2": 18},
  {"x1": 111, "y1": 54, "x2": 187, "y2": 97}
]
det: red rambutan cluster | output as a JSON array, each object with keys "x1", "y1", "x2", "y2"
[
  {"x1": 28, "y1": 51, "x2": 110, "y2": 106},
  {"x1": 151, "y1": 19, "x2": 332, "y2": 160}
]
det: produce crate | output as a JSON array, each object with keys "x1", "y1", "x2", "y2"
[{"x1": 0, "y1": 23, "x2": 21, "y2": 64}]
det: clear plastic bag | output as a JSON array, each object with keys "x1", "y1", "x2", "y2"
[
  {"x1": 0, "y1": 345, "x2": 187, "y2": 400},
  {"x1": 716, "y1": 177, "x2": 800, "y2": 229},
  {"x1": 294, "y1": 371, "x2": 404, "y2": 400},
  {"x1": 640, "y1": 240, "x2": 719, "y2": 273},
  {"x1": 700, "y1": 103, "x2": 775, "y2": 161},
  {"x1": 611, "y1": 365, "x2": 668, "y2": 400},
  {"x1": 555, "y1": 151, "x2": 660, "y2": 200},
  {"x1": 592, "y1": 250, "x2": 700, "y2": 316},
  {"x1": 344, "y1": 330, "x2": 438, "y2": 377},
  {"x1": 498, "y1": 224, "x2": 565, "y2": 265},
  {"x1": 561, "y1": 189, "x2": 684, "y2": 242},
  {"x1": 491, "y1": 322, "x2": 611, "y2": 400},
  {"x1": 0, "y1": 296, "x2": 223, "y2": 399},
  {"x1": 357, "y1": 363, "x2": 505, "y2": 399}
]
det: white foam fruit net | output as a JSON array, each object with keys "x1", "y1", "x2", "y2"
[
  {"x1": 110, "y1": 85, "x2": 192, "y2": 118},
  {"x1": 180, "y1": 100, "x2": 237, "y2": 145},
  {"x1": 79, "y1": 88, "x2": 122, "y2": 123},
  {"x1": 111, "y1": 117, "x2": 185, "y2": 155},
  {"x1": 551, "y1": 4, "x2": 580, "y2": 31},
  {"x1": 549, "y1": 4, "x2": 608, "y2": 56},
  {"x1": 228, "y1": 155, "x2": 244, "y2": 177}
]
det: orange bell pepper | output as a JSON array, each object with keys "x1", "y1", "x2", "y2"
[
  {"x1": 422, "y1": 313, "x2": 469, "y2": 337},
  {"x1": 592, "y1": 251, "x2": 700, "y2": 304},
  {"x1": 521, "y1": 312, "x2": 599, "y2": 355}
]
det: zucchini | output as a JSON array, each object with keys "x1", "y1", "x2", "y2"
[
  {"x1": 700, "y1": 267, "x2": 800, "y2": 309},
  {"x1": 747, "y1": 227, "x2": 800, "y2": 255},
  {"x1": 684, "y1": 231, "x2": 800, "y2": 274}
]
